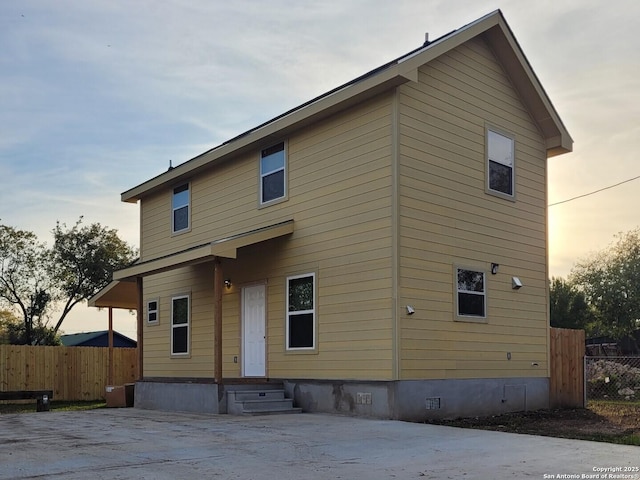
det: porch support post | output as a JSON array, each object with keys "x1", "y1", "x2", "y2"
[
  {"x1": 108, "y1": 307, "x2": 114, "y2": 385},
  {"x1": 136, "y1": 277, "x2": 144, "y2": 381},
  {"x1": 214, "y1": 258, "x2": 223, "y2": 383}
]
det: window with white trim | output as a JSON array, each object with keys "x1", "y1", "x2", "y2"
[
  {"x1": 171, "y1": 295, "x2": 190, "y2": 355},
  {"x1": 456, "y1": 268, "x2": 486, "y2": 318},
  {"x1": 147, "y1": 299, "x2": 159, "y2": 325},
  {"x1": 286, "y1": 273, "x2": 315, "y2": 350},
  {"x1": 487, "y1": 128, "x2": 515, "y2": 198},
  {"x1": 260, "y1": 142, "x2": 286, "y2": 204},
  {"x1": 172, "y1": 183, "x2": 190, "y2": 233}
]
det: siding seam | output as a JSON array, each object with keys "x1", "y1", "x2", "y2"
[{"x1": 392, "y1": 87, "x2": 400, "y2": 380}]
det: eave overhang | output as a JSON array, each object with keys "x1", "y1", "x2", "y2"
[
  {"x1": 397, "y1": 11, "x2": 573, "y2": 157},
  {"x1": 89, "y1": 220, "x2": 294, "y2": 310},
  {"x1": 121, "y1": 10, "x2": 572, "y2": 204},
  {"x1": 113, "y1": 219, "x2": 294, "y2": 281},
  {"x1": 88, "y1": 278, "x2": 138, "y2": 310},
  {"x1": 121, "y1": 68, "x2": 417, "y2": 203}
]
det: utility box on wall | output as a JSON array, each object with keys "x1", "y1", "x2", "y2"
[{"x1": 105, "y1": 383, "x2": 135, "y2": 408}]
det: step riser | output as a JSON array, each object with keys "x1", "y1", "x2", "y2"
[
  {"x1": 244, "y1": 408, "x2": 303, "y2": 416},
  {"x1": 232, "y1": 391, "x2": 285, "y2": 402},
  {"x1": 242, "y1": 400, "x2": 295, "y2": 412},
  {"x1": 226, "y1": 387, "x2": 301, "y2": 415}
]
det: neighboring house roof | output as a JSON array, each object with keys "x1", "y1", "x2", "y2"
[
  {"x1": 121, "y1": 9, "x2": 572, "y2": 205},
  {"x1": 586, "y1": 330, "x2": 640, "y2": 355},
  {"x1": 60, "y1": 331, "x2": 137, "y2": 348}
]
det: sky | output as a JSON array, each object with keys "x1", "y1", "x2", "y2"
[{"x1": 1, "y1": 0, "x2": 639, "y2": 339}]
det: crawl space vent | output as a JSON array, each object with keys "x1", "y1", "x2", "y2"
[{"x1": 425, "y1": 397, "x2": 441, "y2": 410}]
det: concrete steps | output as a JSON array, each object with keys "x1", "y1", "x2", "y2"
[{"x1": 226, "y1": 387, "x2": 302, "y2": 415}]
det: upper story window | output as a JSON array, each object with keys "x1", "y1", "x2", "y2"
[
  {"x1": 172, "y1": 183, "x2": 190, "y2": 233},
  {"x1": 260, "y1": 142, "x2": 286, "y2": 205},
  {"x1": 456, "y1": 267, "x2": 486, "y2": 319},
  {"x1": 286, "y1": 272, "x2": 315, "y2": 350},
  {"x1": 487, "y1": 128, "x2": 515, "y2": 199}
]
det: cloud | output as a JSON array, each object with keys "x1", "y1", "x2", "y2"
[{"x1": 3, "y1": 0, "x2": 640, "y2": 330}]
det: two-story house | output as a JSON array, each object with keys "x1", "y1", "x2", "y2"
[{"x1": 91, "y1": 10, "x2": 572, "y2": 420}]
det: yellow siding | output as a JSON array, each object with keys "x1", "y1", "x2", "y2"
[
  {"x1": 142, "y1": 264, "x2": 215, "y2": 378},
  {"x1": 141, "y1": 92, "x2": 395, "y2": 381},
  {"x1": 139, "y1": 34, "x2": 553, "y2": 384},
  {"x1": 397, "y1": 37, "x2": 550, "y2": 380}
]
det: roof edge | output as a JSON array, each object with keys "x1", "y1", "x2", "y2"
[{"x1": 122, "y1": 9, "x2": 572, "y2": 202}]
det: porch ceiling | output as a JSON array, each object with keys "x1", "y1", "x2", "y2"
[{"x1": 88, "y1": 279, "x2": 138, "y2": 310}]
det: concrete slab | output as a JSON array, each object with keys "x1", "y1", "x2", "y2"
[{"x1": 0, "y1": 409, "x2": 638, "y2": 479}]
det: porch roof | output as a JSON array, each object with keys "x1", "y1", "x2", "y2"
[
  {"x1": 88, "y1": 279, "x2": 138, "y2": 309},
  {"x1": 88, "y1": 219, "x2": 294, "y2": 309}
]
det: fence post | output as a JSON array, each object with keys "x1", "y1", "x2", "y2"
[{"x1": 583, "y1": 355, "x2": 587, "y2": 407}]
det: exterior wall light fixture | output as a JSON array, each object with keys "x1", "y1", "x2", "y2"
[
  {"x1": 491, "y1": 263, "x2": 499, "y2": 275},
  {"x1": 224, "y1": 279, "x2": 232, "y2": 289}
]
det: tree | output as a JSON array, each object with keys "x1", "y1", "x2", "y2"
[
  {"x1": 0, "y1": 309, "x2": 60, "y2": 345},
  {"x1": 571, "y1": 228, "x2": 640, "y2": 351},
  {"x1": 0, "y1": 225, "x2": 56, "y2": 344},
  {"x1": 48, "y1": 218, "x2": 137, "y2": 333},
  {"x1": 0, "y1": 309, "x2": 20, "y2": 343},
  {"x1": 548, "y1": 277, "x2": 594, "y2": 331},
  {"x1": 0, "y1": 218, "x2": 136, "y2": 345}
]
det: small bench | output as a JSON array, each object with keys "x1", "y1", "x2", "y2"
[{"x1": 0, "y1": 390, "x2": 53, "y2": 412}]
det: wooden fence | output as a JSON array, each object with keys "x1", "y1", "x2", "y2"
[
  {"x1": 2, "y1": 331, "x2": 587, "y2": 406},
  {"x1": 0, "y1": 345, "x2": 137, "y2": 401},
  {"x1": 549, "y1": 327, "x2": 585, "y2": 408}
]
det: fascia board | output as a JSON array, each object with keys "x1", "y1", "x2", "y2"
[
  {"x1": 485, "y1": 17, "x2": 573, "y2": 155},
  {"x1": 111, "y1": 220, "x2": 294, "y2": 280},
  {"x1": 121, "y1": 69, "x2": 413, "y2": 203},
  {"x1": 113, "y1": 243, "x2": 214, "y2": 280},
  {"x1": 397, "y1": 10, "x2": 501, "y2": 72}
]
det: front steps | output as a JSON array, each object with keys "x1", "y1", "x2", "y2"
[{"x1": 226, "y1": 385, "x2": 302, "y2": 415}]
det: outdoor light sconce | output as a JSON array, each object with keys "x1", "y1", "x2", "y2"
[
  {"x1": 406, "y1": 305, "x2": 415, "y2": 315},
  {"x1": 512, "y1": 277, "x2": 523, "y2": 290},
  {"x1": 224, "y1": 279, "x2": 232, "y2": 289},
  {"x1": 491, "y1": 263, "x2": 499, "y2": 275}
]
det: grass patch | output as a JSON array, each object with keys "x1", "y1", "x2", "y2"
[
  {"x1": 585, "y1": 432, "x2": 640, "y2": 446},
  {"x1": 0, "y1": 400, "x2": 106, "y2": 414}
]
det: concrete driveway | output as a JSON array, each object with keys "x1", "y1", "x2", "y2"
[{"x1": 1, "y1": 409, "x2": 637, "y2": 479}]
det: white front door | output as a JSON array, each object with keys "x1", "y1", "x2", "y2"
[{"x1": 242, "y1": 284, "x2": 266, "y2": 377}]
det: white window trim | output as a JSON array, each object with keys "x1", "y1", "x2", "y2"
[
  {"x1": 286, "y1": 272, "x2": 316, "y2": 351},
  {"x1": 454, "y1": 266, "x2": 487, "y2": 323},
  {"x1": 170, "y1": 294, "x2": 190, "y2": 356},
  {"x1": 259, "y1": 141, "x2": 288, "y2": 207},
  {"x1": 147, "y1": 299, "x2": 159, "y2": 325},
  {"x1": 485, "y1": 126, "x2": 516, "y2": 201},
  {"x1": 172, "y1": 182, "x2": 191, "y2": 234}
]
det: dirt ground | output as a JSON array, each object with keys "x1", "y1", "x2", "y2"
[{"x1": 426, "y1": 401, "x2": 640, "y2": 444}]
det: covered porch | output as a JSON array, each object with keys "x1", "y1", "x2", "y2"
[{"x1": 88, "y1": 220, "x2": 295, "y2": 413}]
